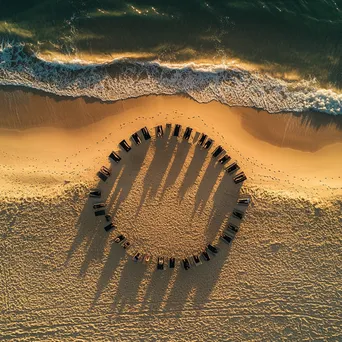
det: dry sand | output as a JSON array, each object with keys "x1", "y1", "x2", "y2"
[{"x1": 0, "y1": 91, "x2": 341, "y2": 341}]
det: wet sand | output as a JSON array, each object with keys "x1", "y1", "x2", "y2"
[{"x1": 1, "y1": 87, "x2": 342, "y2": 152}]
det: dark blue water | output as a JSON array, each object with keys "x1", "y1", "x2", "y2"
[{"x1": 1, "y1": 0, "x2": 342, "y2": 86}]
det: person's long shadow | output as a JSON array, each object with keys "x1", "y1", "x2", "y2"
[
  {"x1": 204, "y1": 171, "x2": 243, "y2": 241},
  {"x1": 92, "y1": 241, "x2": 126, "y2": 305},
  {"x1": 162, "y1": 243, "x2": 232, "y2": 314},
  {"x1": 140, "y1": 267, "x2": 174, "y2": 311},
  {"x1": 135, "y1": 130, "x2": 176, "y2": 216},
  {"x1": 147, "y1": 243, "x2": 234, "y2": 314},
  {"x1": 193, "y1": 158, "x2": 223, "y2": 214},
  {"x1": 178, "y1": 146, "x2": 208, "y2": 199},
  {"x1": 159, "y1": 139, "x2": 191, "y2": 197},
  {"x1": 107, "y1": 140, "x2": 150, "y2": 217},
  {"x1": 111, "y1": 258, "x2": 148, "y2": 313},
  {"x1": 65, "y1": 158, "x2": 124, "y2": 274}
]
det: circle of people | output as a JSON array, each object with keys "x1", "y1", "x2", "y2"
[{"x1": 89, "y1": 123, "x2": 249, "y2": 271}]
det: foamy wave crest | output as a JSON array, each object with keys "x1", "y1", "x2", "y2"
[{"x1": 0, "y1": 41, "x2": 341, "y2": 115}]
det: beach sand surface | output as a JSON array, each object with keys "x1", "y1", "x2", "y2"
[{"x1": 0, "y1": 91, "x2": 341, "y2": 341}]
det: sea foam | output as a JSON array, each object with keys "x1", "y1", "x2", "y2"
[{"x1": 0, "y1": 41, "x2": 341, "y2": 115}]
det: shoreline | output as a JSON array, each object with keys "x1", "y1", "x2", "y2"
[
  {"x1": 1, "y1": 43, "x2": 342, "y2": 115},
  {"x1": 0, "y1": 87, "x2": 342, "y2": 150},
  {"x1": 0, "y1": 92, "x2": 341, "y2": 199}
]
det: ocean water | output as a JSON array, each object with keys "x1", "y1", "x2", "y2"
[{"x1": 0, "y1": 0, "x2": 341, "y2": 114}]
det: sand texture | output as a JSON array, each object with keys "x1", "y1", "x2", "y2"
[{"x1": 0, "y1": 94, "x2": 341, "y2": 341}]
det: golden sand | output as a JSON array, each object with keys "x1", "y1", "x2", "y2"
[{"x1": 0, "y1": 91, "x2": 341, "y2": 340}]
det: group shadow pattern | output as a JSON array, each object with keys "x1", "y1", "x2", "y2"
[{"x1": 66, "y1": 124, "x2": 248, "y2": 309}]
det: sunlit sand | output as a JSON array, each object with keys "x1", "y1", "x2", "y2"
[{"x1": 0, "y1": 93, "x2": 341, "y2": 340}]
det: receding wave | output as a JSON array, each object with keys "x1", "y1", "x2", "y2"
[{"x1": 0, "y1": 41, "x2": 341, "y2": 115}]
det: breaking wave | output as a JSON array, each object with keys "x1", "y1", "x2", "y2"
[{"x1": 0, "y1": 41, "x2": 341, "y2": 115}]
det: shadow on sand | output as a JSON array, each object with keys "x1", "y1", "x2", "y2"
[{"x1": 65, "y1": 126, "x2": 247, "y2": 310}]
